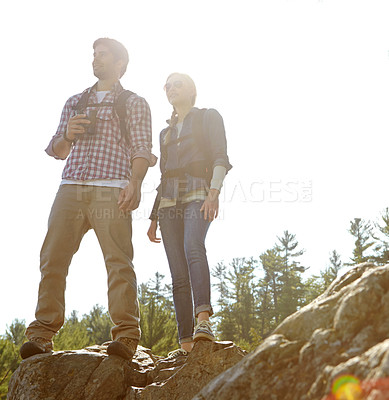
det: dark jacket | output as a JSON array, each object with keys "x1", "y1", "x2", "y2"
[{"x1": 149, "y1": 107, "x2": 232, "y2": 219}]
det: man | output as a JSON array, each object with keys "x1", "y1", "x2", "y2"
[{"x1": 20, "y1": 38, "x2": 156, "y2": 361}]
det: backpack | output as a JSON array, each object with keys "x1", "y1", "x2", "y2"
[{"x1": 72, "y1": 87, "x2": 134, "y2": 143}]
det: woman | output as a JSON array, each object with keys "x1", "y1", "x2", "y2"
[{"x1": 147, "y1": 73, "x2": 231, "y2": 358}]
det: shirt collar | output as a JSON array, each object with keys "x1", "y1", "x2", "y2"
[{"x1": 90, "y1": 81, "x2": 123, "y2": 95}]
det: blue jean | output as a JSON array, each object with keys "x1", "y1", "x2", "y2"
[{"x1": 158, "y1": 201, "x2": 214, "y2": 343}]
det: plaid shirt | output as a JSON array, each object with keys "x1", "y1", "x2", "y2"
[{"x1": 45, "y1": 82, "x2": 156, "y2": 180}]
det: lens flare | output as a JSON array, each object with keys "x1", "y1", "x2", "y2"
[{"x1": 331, "y1": 375, "x2": 362, "y2": 400}]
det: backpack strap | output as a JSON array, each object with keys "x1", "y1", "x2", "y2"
[
  {"x1": 192, "y1": 108, "x2": 212, "y2": 182},
  {"x1": 115, "y1": 90, "x2": 134, "y2": 143},
  {"x1": 72, "y1": 90, "x2": 91, "y2": 113},
  {"x1": 192, "y1": 108, "x2": 208, "y2": 157}
]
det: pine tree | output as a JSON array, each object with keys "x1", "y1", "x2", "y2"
[
  {"x1": 212, "y1": 262, "x2": 229, "y2": 308},
  {"x1": 347, "y1": 218, "x2": 374, "y2": 265},
  {"x1": 322, "y1": 250, "x2": 342, "y2": 289},
  {"x1": 138, "y1": 273, "x2": 178, "y2": 355},
  {"x1": 212, "y1": 258, "x2": 258, "y2": 348},
  {"x1": 0, "y1": 320, "x2": 26, "y2": 397},
  {"x1": 53, "y1": 311, "x2": 92, "y2": 350},
  {"x1": 373, "y1": 208, "x2": 389, "y2": 265},
  {"x1": 303, "y1": 275, "x2": 324, "y2": 304},
  {"x1": 83, "y1": 305, "x2": 113, "y2": 345},
  {"x1": 4, "y1": 319, "x2": 25, "y2": 347},
  {"x1": 302, "y1": 250, "x2": 342, "y2": 304},
  {"x1": 275, "y1": 231, "x2": 307, "y2": 320},
  {"x1": 0, "y1": 338, "x2": 17, "y2": 397},
  {"x1": 259, "y1": 248, "x2": 284, "y2": 328},
  {"x1": 276, "y1": 230, "x2": 305, "y2": 271},
  {"x1": 211, "y1": 262, "x2": 235, "y2": 340},
  {"x1": 230, "y1": 258, "x2": 258, "y2": 347}
]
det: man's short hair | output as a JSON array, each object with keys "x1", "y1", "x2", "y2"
[{"x1": 93, "y1": 38, "x2": 129, "y2": 78}]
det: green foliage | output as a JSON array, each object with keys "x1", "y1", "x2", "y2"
[
  {"x1": 53, "y1": 306, "x2": 113, "y2": 351},
  {"x1": 83, "y1": 305, "x2": 113, "y2": 345},
  {"x1": 259, "y1": 248, "x2": 284, "y2": 328},
  {"x1": 302, "y1": 250, "x2": 343, "y2": 305},
  {"x1": 256, "y1": 232, "x2": 307, "y2": 330},
  {"x1": 4, "y1": 319, "x2": 25, "y2": 347},
  {"x1": 53, "y1": 311, "x2": 92, "y2": 350},
  {"x1": 347, "y1": 218, "x2": 375, "y2": 265},
  {"x1": 303, "y1": 275, "x2": 324, "y2": 304},
  {"x1": 323, "y1": 250, "x2": 342, "y2": 289},
  {"x1": 372, "y1": 208, "x2": 389, "y2": 265},
  {"x1": 213, "y1": 232, "x2": 311, "y2": 348},
  {"x1": 227, "y1": 258, "x2": 258, "y2": 343},
  {"x1": 0, "y1": 320, "x2": 26, "y2": 398},
  {"x1": 212, "y1": 258, "x2": 259, "y2": 345},
  {"x1": 275, "y1": 231, "x2": 307, "y2": 321},
  {"x1": 138, "y1": 272, "x2": 178, "y2": 356}
]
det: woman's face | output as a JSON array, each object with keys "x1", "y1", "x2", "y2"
[{"x1": 165, "y1": 75, "x2": 195, "y2": 107}]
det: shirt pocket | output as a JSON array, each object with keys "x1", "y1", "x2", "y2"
[{"x1": 96, "y1": 106, "x2": 115, "y2": 121}]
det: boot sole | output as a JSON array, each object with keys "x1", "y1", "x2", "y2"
[{"x1": 193, "y1": 332, "x2": 216, "y2": 342}]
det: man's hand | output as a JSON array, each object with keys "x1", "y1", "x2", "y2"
[
  {"x1": 52, "y1": 114, "x2": 91, "y2": 159},
  {"x1": 147, "y1": 220, "x2": 161, "y2": 243},
  {"x1": 118, "y1": 180, "x2": 142, "y2": 212},
  {"x1": 200, "y1": 188, "x2": 220, "y2": 221},
  {"x1": 117, "y1": 158, "x2": 149, "y2": 212},
  {"x1": 65, "y1": 114, "x2": 90, "y2": 141}
]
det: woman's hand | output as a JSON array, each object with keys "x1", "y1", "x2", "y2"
[
  {"x1": 147, "y1": 219, "x2": 161, "y2": 243},
  {"x1": 200, "y1": 188, "x2": 220, "y2": 221}
]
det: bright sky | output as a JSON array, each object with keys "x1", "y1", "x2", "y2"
[{"x1": 1, "y1": 0, "x2": 389, "y2": 335}]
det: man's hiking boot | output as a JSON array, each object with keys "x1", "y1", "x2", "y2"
[
  {"x1": 107, "y1": 337, "x2": 138, "y2": 361},
  {"x1": 193, "y1": 320, "x2": 215, "y2": 342},
  {"x1": 20, "y1": 337, "x2": 53, "y2": 359}
]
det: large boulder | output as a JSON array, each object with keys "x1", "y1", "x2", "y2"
[
  {"x1": 139, "y1": 341, "x2": 246, "y2": 400},
  {"x1": 194, "y1": 263, "x2": 389, "y2": 399},
  {"x1": 7, "y1": 340, "x2": 245, "y2": 399}
]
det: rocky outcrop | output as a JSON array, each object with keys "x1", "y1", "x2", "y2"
[
  {"x1": 7, "y1": 340, "x2": 246, "y2": 400},
  {"x1": 9, "y1": 263, "x2": 389, "y2": 399},
  {"x1": 194, "y1": 263, "x2": 389, "y2": 399}
]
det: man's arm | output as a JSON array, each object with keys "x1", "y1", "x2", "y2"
[
  {"x1": 45, "y1": 94, "x2": 89, "y2": 160},
  {"x1": 118, "y1": 157, "x2": 150, "y2": 211},
  {"x1": 117, "y1": 95, "x2": 156, "y2": 212},
  {"x1": 51, "y1": 114, "x2": 90, "y2": 159}
]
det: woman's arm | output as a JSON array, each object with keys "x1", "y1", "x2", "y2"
[{"x1": 200, "y1": 165, "x2": 227, "y2": 221}]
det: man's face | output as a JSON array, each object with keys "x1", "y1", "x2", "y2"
[{"x1": 92, "y1": 44, "x2": 122, "y2": 80}]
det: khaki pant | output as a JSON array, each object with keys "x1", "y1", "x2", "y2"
[{"x1": 26, "y1": 184, "x2": 140, "y2": 341}]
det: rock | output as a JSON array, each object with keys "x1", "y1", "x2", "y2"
[
  {"x1": 194, "y1": 263, "x2": 389, "y2": 400},
  {"x1": 11, "y1": 263, "x2": 389, "y2": 399},
  {"x1": 140, "y1": 341, "x2": 246, "y2": 400},
  {"x1": 7, "y1": 349, "x2": 137, "y2": 400},
  {"x1": 7, "y1": 341, "x2": 246, "y2": 400}
]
